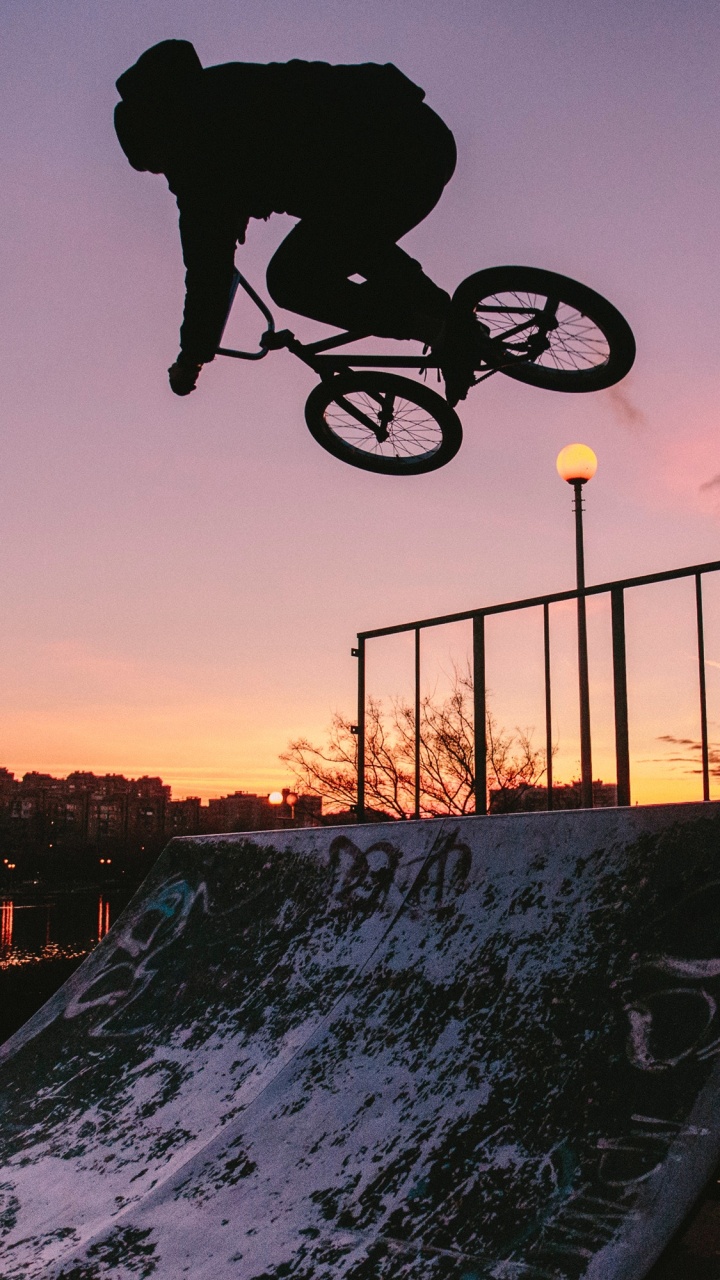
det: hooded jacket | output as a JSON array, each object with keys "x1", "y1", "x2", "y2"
[{"x1": 115, "y1": 41, "x2": 429, "y2": 361}]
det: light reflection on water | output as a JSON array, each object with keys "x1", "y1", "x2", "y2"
[{"x1": 0, "y1": 892, "x2": 114, "y2": 969}]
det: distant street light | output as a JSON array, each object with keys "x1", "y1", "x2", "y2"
[
  {"x1": 557, "y1": 444, "x2": 597, "y2": 809},
  {"x1": 269, "y1": 788, "x2": 299, "y2": 825}
]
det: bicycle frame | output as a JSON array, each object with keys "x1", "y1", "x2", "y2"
[
  {"x1": 215, "y1": 268, "x2": 553, "y2": 382},
  {"x1": 216, "y1": 269, "x2": 438, "y2": 376}
]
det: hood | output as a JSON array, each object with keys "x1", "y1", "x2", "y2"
[{"x1": 114, "y1": 39, "x2": 203, "y2": 172}]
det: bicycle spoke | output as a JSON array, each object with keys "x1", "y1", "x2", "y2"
[
  {"x1": 334, "y1": 393, "x2": 387, "y2": 438},
  {"x1": 306, "y1": 371, "x2": 462, "y2": 475},
  {"x1": 474, "y1": 289, "x2": 611, "y2": 373},
  {"x1": 324, "y1": 388, "x2": 445, "y2": 461}
]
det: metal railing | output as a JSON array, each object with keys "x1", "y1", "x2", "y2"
[{"x1": 353, "y1": 559, "x2": 720, "y2": 820}]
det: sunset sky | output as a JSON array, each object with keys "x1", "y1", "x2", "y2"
[{"x1": 2, "y1": 0, "x2": 720, "y2": 803}]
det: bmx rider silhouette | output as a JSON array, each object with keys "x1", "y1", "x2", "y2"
[{"x1": 114, "y1": 40, "x2": 479, "y2": 406}]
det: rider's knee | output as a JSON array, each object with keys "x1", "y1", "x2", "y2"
[{"x1": 266, "y1": 250, "x2": 314, "y2": 311}]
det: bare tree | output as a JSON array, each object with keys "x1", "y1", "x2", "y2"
[
  {"x1": 485, "y1": 713, "x2": 550, "y2": 813},
  {"x1": 392, "y1": 670, "x2": 475, "y2": 815},
  {"x1": 280, "y1": 697, "x2": 414, "y2": 819},
  {"x1": 281, "y1": 666, "x2": 549, "y2": 819}
]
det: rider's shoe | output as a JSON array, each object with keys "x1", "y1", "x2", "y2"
[{"x1": 433, "y1": 309, "x2": 489, "y2": 408}]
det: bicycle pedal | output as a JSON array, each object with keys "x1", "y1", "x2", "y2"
[{"x1": 260, "y1": 328, "x2": 293, "y2": 350}]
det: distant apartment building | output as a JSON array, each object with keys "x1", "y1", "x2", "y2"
[
  {"x1": 0, "y1": 769, "x2": 17, "y2": 806},
  {"x1": 205, "y1": 790, "x2": 322, "y2": 833},
  {"x1": 166, "y1": 797, "x2": 203, "y2": 836},
  {"x1": 0, "y1": 770, "x2": 322, "y2": 840},
  {"x1": 4, "y1": 771, "x2": 171, "y2": 841}
]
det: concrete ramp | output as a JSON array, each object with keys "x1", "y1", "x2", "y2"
[{"x1": 1, "y1": 804, "x2": 720, "y2": 1279}]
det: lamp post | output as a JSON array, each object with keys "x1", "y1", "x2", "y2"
[
  {"x1": 285, "y1": 790, "x2": 299, "y2": 823},
  {"x1": 556, "y1": 443, "x2": 597, "y2": 809}
]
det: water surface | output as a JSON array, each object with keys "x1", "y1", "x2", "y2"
[{"x1": 0, "y1": 886, "x2": 135, "y2": 1043}]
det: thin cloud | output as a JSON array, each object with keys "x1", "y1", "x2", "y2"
[{"x1": 647, "y1": 733, "x2": 720, "y2": 778}]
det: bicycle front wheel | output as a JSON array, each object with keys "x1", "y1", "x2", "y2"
[
  {"x1": 453, "y1": 266, "x2": 636, "y2": 392},
  {"x1": 305, "y1": 373, "x2": 463, "y2": 475}
]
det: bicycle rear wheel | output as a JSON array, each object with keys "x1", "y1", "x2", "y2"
[
  {"x1": 305, "y1": 372, "x2": 462, "y2": 475},
  {"x1": 453, "y1": 266, "x2": 635, "y2": 392}
]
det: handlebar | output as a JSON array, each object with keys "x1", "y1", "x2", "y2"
[{"x1": 216, "y1": 270, "x2": 276, "y2": 361}]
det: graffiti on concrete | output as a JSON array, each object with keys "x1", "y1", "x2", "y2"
[{"x1": 0, "y1": 807, "x2": 719, "y2": 1278}]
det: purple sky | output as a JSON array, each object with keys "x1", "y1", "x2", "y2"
[{"x1": 2, "y1": 0, "x2": 720, "y2": 800}]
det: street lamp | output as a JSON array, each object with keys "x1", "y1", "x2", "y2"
[
  {"x1": 268, "y1": 788, "x2": 299, "y2": 825},
  {"x1": 557, "y1": 444, "x2": 597, "y2": 809}
]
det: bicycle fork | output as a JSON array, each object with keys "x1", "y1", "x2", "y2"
[{"x1": 334, "y1": 390, "x2": 395, "y2": 443}]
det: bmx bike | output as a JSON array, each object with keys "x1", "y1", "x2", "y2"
[{"x1": 216, "y1": 265, "x2": 636, "y2": 477}]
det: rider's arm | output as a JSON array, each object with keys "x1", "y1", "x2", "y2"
[{"x1": 169, "y1": 187, "x2": 249, "y2": 392}]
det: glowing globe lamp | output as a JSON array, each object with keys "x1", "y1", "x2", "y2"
[{"x1": 556, "y1": 443, "x2": 597, "y2": 485}]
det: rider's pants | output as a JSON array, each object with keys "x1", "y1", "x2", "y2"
[{"x1": 265, "y1": 103, "x2": 456, "y2": 344}]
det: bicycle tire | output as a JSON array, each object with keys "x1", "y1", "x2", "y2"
[
  {"x1": 452, "y1": 266, "x2": 636, "y2": 392},
  {"x1": 305, "y1": 372, "x2": 462, "y2": 475}
]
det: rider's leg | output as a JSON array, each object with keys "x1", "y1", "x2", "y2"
[
  {"x1": 266, "y1": 222, "x2": 450, "y2": 344},
  {"x1": 266, "y1": 102, "x2": 456, "y2": 343}
]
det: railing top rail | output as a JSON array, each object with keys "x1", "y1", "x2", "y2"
[{"x1": 357, "y1": 559, "x2": 720, "y2": 641}]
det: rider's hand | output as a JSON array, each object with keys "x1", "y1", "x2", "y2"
[{"x1": 168, "y1": 356, "x2": 202, "y2": 397}]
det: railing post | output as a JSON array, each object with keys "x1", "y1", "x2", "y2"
[
  {"x1": 544, "y1": 602, "x2": 553, "y2": 810},
  {"x1": 414, "y1": 628, "x2": 421, "y2": 820},
  {"x1": 696, "y1": 573, "x2": 710, "y2": 802},
  {"x1": 611, "y1": 587, "x2": 631, "y2": 806},
  {"x1": 473, "y1": 614, "x2": 487, "y2": 815},
  {"x1": 356, "y1": 637, "x2": 366, "y2": 822}
]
